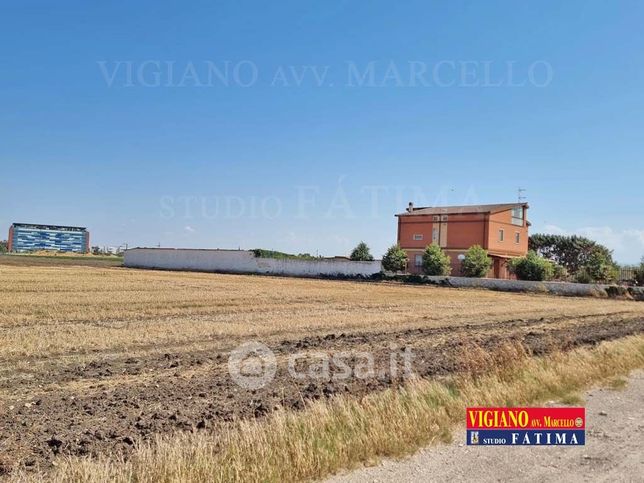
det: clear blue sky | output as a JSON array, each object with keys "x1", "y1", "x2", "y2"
[{"x1": 2, "y1": 1, "x2": 643, "y2": 263}]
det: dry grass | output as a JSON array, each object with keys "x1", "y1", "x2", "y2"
[
  {"x1": 2, "y1": 262, "x2": 643, "y2": 481},
  {"x1": 0, "y1": 253, "x2": 122, "y2": 268},
  {"x1": 5, "y1": 251, "x2": 118, "y2": 258},
  {"x1": 1, "y1": 264, "x2": 642, "y2": 361},
  {"x1": 15, "y1": 335, "x2": 643, "y2": 483}
]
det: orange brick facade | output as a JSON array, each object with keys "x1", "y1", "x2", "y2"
[{"x1": 396, "y1": 203, "x2": 529, "y2": 279}]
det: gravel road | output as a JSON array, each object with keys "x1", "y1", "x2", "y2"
[{"x1": 328, "y1": 371, "x2": 644, "y2": 483}]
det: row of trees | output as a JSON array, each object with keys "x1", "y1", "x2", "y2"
[
  {"x1": 352, "y1": 241, "x2": 493, "y2": 277},
  {"x1": 349, "y1": 234, "x2": 644, "y2": 283},
  {"x1": 380, "y1": 243, "x2": 493, "y2": 277}
]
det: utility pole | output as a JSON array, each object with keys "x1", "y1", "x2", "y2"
[{"x1": 517, "y1": 188, "x2": 527, "y2": 203}]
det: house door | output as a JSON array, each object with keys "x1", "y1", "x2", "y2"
[{"x1": 493, "y1": 257, "x2": 501, "y2": 279}]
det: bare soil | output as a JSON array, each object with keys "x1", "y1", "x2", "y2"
[{"x1": 1, "y1": 313, "x2": 642, "y2": 475}]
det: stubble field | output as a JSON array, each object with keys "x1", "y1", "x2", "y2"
[{"x1": 1, "y1": 261, "x2": 643, "y2": 476}]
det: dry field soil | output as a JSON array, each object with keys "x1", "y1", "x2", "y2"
[{"x1": 1, "y1": 261, "x2": 643, "y2": 475}]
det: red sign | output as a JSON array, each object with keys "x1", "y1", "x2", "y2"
[{"x1": 467, "y1": 407, "x2": 585, "y2": 430}]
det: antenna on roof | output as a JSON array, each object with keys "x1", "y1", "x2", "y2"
[{"x1": 517, "y1": 188, "x2": 527, "y2": 203}]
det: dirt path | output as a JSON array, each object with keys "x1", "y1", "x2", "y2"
[{"x1": 328, "y1": 370, "x2": 644, "y2": 483}]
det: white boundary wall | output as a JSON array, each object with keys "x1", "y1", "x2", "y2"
[
  {"x1": 422, "y1": 275, "x2": 610, "y2": 297},
  {"x1": 417, "y1": 275, "x2": 642, "y2": 300},
  {"x1": 124, "y1": 248, "x2": 382, "y2": 277}
]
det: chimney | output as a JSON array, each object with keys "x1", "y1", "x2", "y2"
[{"x1": 407, "y1": 201, "x2": 414, "y2": 213}]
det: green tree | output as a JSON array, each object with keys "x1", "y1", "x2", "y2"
[
  {"x1": 461, "y1": 245, "x2": 492, "y2": 278},
  {"x1": 0, "y1": 240, "x2": 7, "y2": 253},
  {"x1": 509, "y1": 251, "x2": 555, "y2": 281},
  {"x1": 422, "y1": 244, "x2": 451, "y2": 276},
  {"x1": 350, "y1": 242, "x2": 374, "y2": 261},
  {"x1": 382, "y1": 244, "x2": 408, "y2": 272},
  {"x1": 582, "y1": 250, "x2": 618, "y2": 283},
  {"x1": 529, "y1": 234, "x2": 616, "y2": 276}
]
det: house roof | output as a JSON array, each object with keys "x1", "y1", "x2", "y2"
[{"x1": 395, "y1": 202, "x2": 528, "y2": 217}]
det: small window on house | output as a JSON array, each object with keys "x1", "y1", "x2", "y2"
[
  {"x1": 432, "y1": 215, "x2": 440, "y2": 221},
  {"x1": 441, "y1": 214, "x2": 448, "y2": 221},
  {"x1": 415, "y1": 254, "x2": 423, "y2": 267},
  {"x1": 413, "y1": 234, "x2": 423, "y2": 241},
  {"x1": 515, "y1": 232, "x2": 520, "y2": 244},
  {"x1": 432, "y1": 227, "x2": 439, "y2": 243},
  {"x1": 499, "y1": 229, "x2": 504, "y2": 242}
]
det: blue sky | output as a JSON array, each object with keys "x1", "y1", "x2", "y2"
[{"x1": 2, "y1": 1, "x2": 643, "y2": 263}]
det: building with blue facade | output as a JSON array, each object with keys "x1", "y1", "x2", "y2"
[{"x1": 8, "y1": 223, "x2": 90, "y2": 253}]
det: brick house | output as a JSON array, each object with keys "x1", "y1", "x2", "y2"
[{"x1": 396, "y1": 202, "x2": 529, "y2": 279}]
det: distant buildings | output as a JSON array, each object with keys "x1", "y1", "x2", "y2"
[
  {"x1": 7, "y1": 223, "x2": 90, "y2": 253},
  {"x1": 396, "y1": 202, "x2": 530, "y2": 278},
  {"x1": 102, "y1": 246, "x2": 120, "y2": 255}
]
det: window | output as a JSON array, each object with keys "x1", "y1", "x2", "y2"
[
  {"x1": 499, "y1": 229, "x2": 504, "y2": 242},
  {"x1": 441, "y1": 214, "x2": 448, "y2": 221},
  {"x1": 413, "y1": 234, "x2": 423, "y2": 241},
  {"x1": 511, "y1": 207, "x2": 524, "y2": 226},
  {"x1": 515, "y1": 232, "x2": 520, "y2": 244},
  {"x1": 432, "y1": 215, "x2": 440, "y2": 221},
  {"x1": 415, "y1": 254, "x2": 423, "y2": 267},
  {"x1": 432, "y1": 227, "x2": 439, "y2": 243}
]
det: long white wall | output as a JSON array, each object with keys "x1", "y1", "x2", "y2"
[{"x1": 124, "y1": 248, "x2": 382, "y2": 277}]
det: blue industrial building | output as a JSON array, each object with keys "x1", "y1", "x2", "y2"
[{"x1": 8, "y1": 223, "x2": 90, "y2": 253}]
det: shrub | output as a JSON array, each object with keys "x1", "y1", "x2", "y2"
[
  {"x1": 350, "y1": 242, "x2": 374, "y2": 261},
  {"x1": 582, "y1": 251, "x2": 618, "y2": 283},
  {"x1": 552, "y1": 264, "x2": 569, "y2": 281},
  {"x1": 422, "y1": 244, "x2": 451, "y2": 276},
  {"x1": 252, "y1": 249, "x2": 319, "y2": 260},
  {"x1": 382, "y1": 244, "x2": 408, "y2": 272},
  {"x1": 460, "y1": 245, "x2": 492, "y2": 278},
  {"x1": 405, "y1": 274, "x2": 425, "y2": 284},
  {"x1": 635, "y1": 258, "x2": 644, "y2": 285},
  {"x1": 574, "y1": 268, "x2": 593, "y2": 284},
  {"x1": 509, "y1": 251, "x2": 554, "y2": 281}
]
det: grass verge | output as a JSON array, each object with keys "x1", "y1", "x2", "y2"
[
  {"x1": 0, "y1": 253, "x2": 122, "y2": 268},
  {"x1": 19, "y1": 335, "x2": 644, "y2": 483}
]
